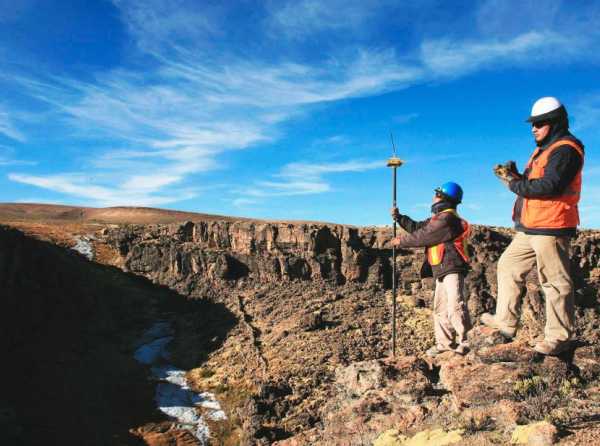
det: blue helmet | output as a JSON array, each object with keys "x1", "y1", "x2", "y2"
[{"x1": 435, "y1": 182, "x2": 463, "y2": 204}]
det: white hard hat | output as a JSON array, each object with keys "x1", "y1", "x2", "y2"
[{"x1": 527, "y1": 96, "x2": 567, "y2": 123}]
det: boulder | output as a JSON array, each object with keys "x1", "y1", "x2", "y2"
[
  {"x1": 335, "y1": 357, "x2": 432, "y2": 402},
  {"x1": 510, "y1": 421, "x2": 558, "y2": 445},
  {"x1": 438, "y1": 355, "x2": 530, "y2": 408},
  {"x1": 372, "y1": 428, "x2": 463, "y2": 446}
]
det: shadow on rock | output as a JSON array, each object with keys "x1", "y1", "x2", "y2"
[{"x1": 0, "y1": 225, "x2": 236, "y2": 446}]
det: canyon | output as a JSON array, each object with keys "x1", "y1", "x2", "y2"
[{"x1": 1, "y1": 204, "x2": 599, "y2": 445}]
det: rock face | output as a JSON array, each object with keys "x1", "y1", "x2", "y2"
[
  {"x1": 106, "y1": 221, "x2": 392, "y2": 291},
  {"x1": 97, "y1": 221, "x2": 600, "y2": 445},
  {"x1": 104, "y1": 222, "x2": 600, "y2": 340},
  {"x1": 4, "y1": 216, "x2": 599, "y2": 446}
]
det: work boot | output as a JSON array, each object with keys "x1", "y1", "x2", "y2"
[
  {"x1": 454, "y1": 343, "x2": 470, "y2": 356},
  {"x1": 426, "y1": 346, "x2": 450, "y2": 357},
  {"x1": 534, "y1": 340, "x2": 571, "y2": 356},
  {"x1": 480, "y1": 313, "x2": 516, "y2": 340}
]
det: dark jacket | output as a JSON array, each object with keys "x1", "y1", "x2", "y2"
[
  {"x1": 394, "y1": 203, "x2": 469, "y2": 280},
  {"x1": 510, "y1": 126, "x2": 584, "y2": 237}
]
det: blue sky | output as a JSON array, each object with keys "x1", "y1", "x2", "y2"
[{"x1": 1, "y1": 0, "x2": 599, "y2": 228}]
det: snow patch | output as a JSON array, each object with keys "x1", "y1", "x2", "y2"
[
  {"x1": 72, "y1": 236, "x2": 94, "y2": 260},
  {"x1": 135, "y1": 322, "x2": 226, "y2": 444}
]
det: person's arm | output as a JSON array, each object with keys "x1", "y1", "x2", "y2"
[
  {"x1": 395, "y1": 215, "x2": 457, "y2": 248},
  {"x1": 509, "y1": 146, "x2": 582, "y2": 198},
  {"x1": 391, "y1": 207, "x2": 428, "y2": 233},
  {"x1": 396, "y1": 214, "x2": 428, "y2": 233}
]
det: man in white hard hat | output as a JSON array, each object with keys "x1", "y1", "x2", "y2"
[{"x1": 481, "y1": 97, "x2": 585, "y2": 356}]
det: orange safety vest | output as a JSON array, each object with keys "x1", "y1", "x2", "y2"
[
  {"x1": 517, "y1": 139, "x2": 584, "y2": 229},
  {"x1": 426, "y1": 209, "x2": 470, "y2": 266}
]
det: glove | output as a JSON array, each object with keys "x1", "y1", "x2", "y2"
[
  {"x1": 504, "y1": 160, "x2": 522, "y2": 179},
  {"x1": 390, "y1": 207, "x2": 400, "y2": 222}
]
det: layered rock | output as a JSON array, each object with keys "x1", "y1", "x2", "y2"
[
  {"x1": 104, "y1": 221, "x2": 393, "y2": 292},
  {"x1": 103, "y1": 222, "x2": 600, "y2": 336}
]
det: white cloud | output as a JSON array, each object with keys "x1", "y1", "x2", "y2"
[
  {"x1": 232, "y1": 197, "x2": 259, "y2": 208},
  {"x1": 111, "y1": 0, "x2": 220, "y2": 53},
  {"x1": 4, "y1": 1, "x2": 598, "y2": 209},
  {"x1": 267, "y1": 0, "x2": 379, "y2": 38},
  {"x1": 572, "y1": 93, "x2": 600, "y2": 133},
  {"x1": 244, "y1": 159, "x2": 382, "y2": 198},
  {"x1": 0, "y1": 106, "x2": 25, "y2": 142},
  {"x1": 8, "y1": 172, "x2": 197, "y2": 207},
  {"x1": 475, "y1": 0, "x2": 563, "y2": 38},
  {"x1": 0, "y1": 145, "x2": 34, "y2": 166},
  {"x1": 420, "y1": 31, "x2": 572, "y2": 78}
]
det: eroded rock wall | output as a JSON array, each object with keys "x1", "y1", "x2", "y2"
[
  {"x1": 105, "y1": 221, "x2": 392, "y2": 294},
  {"x1": 103, "y1": 221, "x2": 599, "y2": 312},
  {"x1": 100, "y1": 221, "x2": 600, "y2": 445}
]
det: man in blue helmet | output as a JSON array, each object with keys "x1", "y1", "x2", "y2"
[{"x1": 391, "y1": 182, "x2": 471, "y2": 356}]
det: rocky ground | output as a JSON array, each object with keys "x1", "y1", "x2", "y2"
[{"x1": 1, "y1": 205, "x2": 599, "y2": 445}]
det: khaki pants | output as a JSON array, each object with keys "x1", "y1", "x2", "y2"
[
  {"x1": 433, "y1": 273, "x2": 470, "y2": 349},
  {"x1": 496, "y1": 232, "x2": 574, "y2": 343}
]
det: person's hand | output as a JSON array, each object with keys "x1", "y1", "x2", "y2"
[
  {"x1": 504, "y1": 160, "x2": 522, "y2": 179},
  {"x1": 390, "y1": 236, "x2": 402, "y2": 247},
  {"x1": 390, "y1": 207, "x2": 400, "y2": 222},
  {"x1": 493, "y1": 161, "x2": 520, "y2": 187}
]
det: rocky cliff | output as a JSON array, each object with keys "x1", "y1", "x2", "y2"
[
  {"x1": 2, "y1": 214, "x2": 599, "y2": 446},
  {"x1": 104, "y1": 221, "x2": 600, "y2": 325},
  {"x1": 98, "y1": 220, "x2": 600, "y2": 445}
]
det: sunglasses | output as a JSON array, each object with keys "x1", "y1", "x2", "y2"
[{"x1": 532, "y1": 121, "x2": 550, "y2": 129}]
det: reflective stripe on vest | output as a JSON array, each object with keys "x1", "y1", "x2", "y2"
[
  {"x1": 520, "y1": 139, "x2": 584, "y2": 229},
  {"x1": 426, "y1": 209, "x2": 471, "y2": 266}
]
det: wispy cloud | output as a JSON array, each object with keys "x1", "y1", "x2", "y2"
[
  {"x1": 111, "y1": 0, "x2": 220, "y2": 54},
  {"x1": 0, "y1": 106, "x2": 25, "y2": 142},
  {"x1": 267, "y1": 0, "x2": 380, "y2": 38},
  {"x1": 8, "y1": 172, "x2": 197, "y2": 207},
  {"x1": 232, "y1": 197, "x2": 259, "y2": 208},
  {"x1": 3, "y1": 1, "x2": 597, "y2": 209},
  {"x1": 244, "y1": 159, "x2": 382, "y2": 198},
  {"x1": 0, "y1": 145, "x2": 34, "y2": 166},
  {"x1": 572, "y1": 93, "x2": 600, "y2": 133},
  {"x1": 420, "y1": 31, "x2": 573, "y2": 78}
]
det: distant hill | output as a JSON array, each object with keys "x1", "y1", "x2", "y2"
[{"x1": 0, "y1": 203, "x2": 249, "y2": 225}]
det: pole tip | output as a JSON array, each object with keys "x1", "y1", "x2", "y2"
[{"x1": 386, "y1": 157, "x2": 404, "y2": 167}]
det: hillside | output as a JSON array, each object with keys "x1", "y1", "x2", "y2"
[{"x1": 0, "y1": 203, "x2": 248, "y2": 225}]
